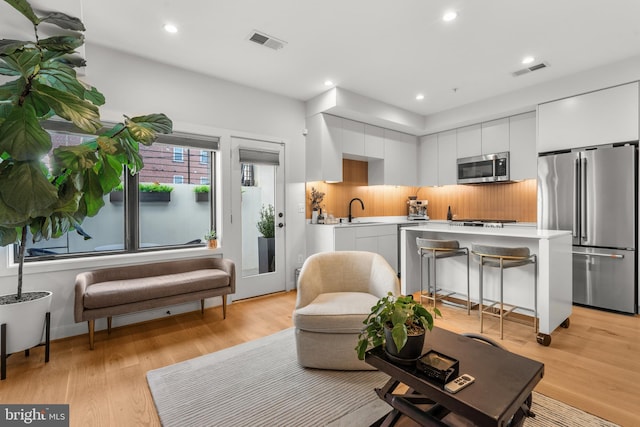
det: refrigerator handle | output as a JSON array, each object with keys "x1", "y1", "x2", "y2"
[
  {"x1": 573, "y1": 158, "x2": 579, "y2": 239},
  {"x1": 581, "y1": 157, "x2": 587, "y2": 241}
]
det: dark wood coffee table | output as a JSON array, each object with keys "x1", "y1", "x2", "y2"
[{"x1": 365, "y1": 327, "x2": 544, "y2": 427}]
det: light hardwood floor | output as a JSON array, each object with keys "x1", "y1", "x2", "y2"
[{"x1": 0, "y1": 291, "x2": 638, "y2": 426}]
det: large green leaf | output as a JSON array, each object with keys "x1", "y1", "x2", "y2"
[
  {"x1": 31, "y1": 81, "x2": 101, "y2": 133},
  {"x1": 39, "y1": 11, "x2": 85, "y2": 31},
  {"x1": 83, "y1": 86, "x2": 105, "y2": 106},
  {"x1": 0, "y1": 192, "x2": 30, "y2": 228},
  {"x1": 0, "y1": 59, "x2": 21, "y2": 76},
  {"x1": 0, "y1": 161, "x2": 58, "y2": 217},
  {"x1": 4, "y1": 0, "x2": 40, "y2": 25},
  {"x1": 37, "y1": 62, "x2": 85, "y2": 99},
  {"x1": 81, "y1": 169, "x2": 106, "y2": 217},
  {"x1": 0, "y1": 226, "x2": 18, "y2": 246},
  {"x1": 52, "y1": 144, "x2": 97, "y2": 172},
  {"x1": 0, "y1": 39, "x2": 30, "y2": 56},
  {"x1": 24, "y1": 91, "x2": 54, "y2": 118},
  {"x1": 98, "y1": 152, "x2": 124, "y2": 192},
  {"x1": 3, "y1": 49, "x2": 41, "y2": 78},
  {"x1": 391, "y1": 323, "x2": 408, "y2": 351},
  {"x1": 38, "y1": 34, "x2": 84, "y2": 53},
  {"x1": 0, "y1": 103, "x2": 52, "y2": 160},
  {"x1": 53, "y1": 54, "x2": 86, "y2": 69},
  {"x1": 0, "y1": 77, "x2": 24, "y2": 101},
  {"x1": 126, "y1": 113, "x2": 173, "y2": 145}
]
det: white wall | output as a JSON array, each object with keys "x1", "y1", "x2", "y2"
[{"x1": 0, "y1": 43, "x2": 307, "y2": 340}]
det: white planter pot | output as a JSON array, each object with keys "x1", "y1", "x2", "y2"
[{"x1": 0, "y1": 291, "x2": 52, "y2": 354}]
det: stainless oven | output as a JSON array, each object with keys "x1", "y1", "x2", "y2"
[{"x1": 457, "y1": 152, "x2": 509, "y2": 184}]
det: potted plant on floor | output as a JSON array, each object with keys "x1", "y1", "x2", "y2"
[
  {"x1": 356, "y1": 293, "x2": 441, "y2": 363},
  {"x1": 204, "y1": 229, "x2": 217, "y2": 249},
  {"x1": 0, "y1": 0, "x2": 172, "y2": 374},
  {"x1": 256, "y1": 204, "x2": 275, "y2": 273}
]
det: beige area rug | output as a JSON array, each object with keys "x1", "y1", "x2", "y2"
[{"x1": 146, "y1": 328, "x2": 618, "y2": 427}]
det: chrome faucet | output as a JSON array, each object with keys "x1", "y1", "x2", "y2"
[{"x1": 348, "y1": 198, "x2": 365, "y2": 222}]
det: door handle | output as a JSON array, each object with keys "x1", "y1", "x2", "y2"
[
  {"x1": 581, "y1": 157, "x2": 587, "y2": 241},
  {"x1": 573, "y1": 158, "x2": 579, "y2": 239},
  {"x1": 571, "y1": 251, "x2": 624, "y2": 259}
]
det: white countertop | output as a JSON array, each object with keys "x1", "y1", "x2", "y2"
[{"x1": 401, "y1": 223, "x2": 570, "y2": 240}]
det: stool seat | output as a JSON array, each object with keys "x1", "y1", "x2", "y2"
[
  {"x1": 472, "y1": 245, "x2": 534, "y2": 268},
  {"x1": 416, "y1": 237, "x2": 470, "y2": 314},
  {"x1": 471, "y1": 244, "x2": 537, "y2": 340}
]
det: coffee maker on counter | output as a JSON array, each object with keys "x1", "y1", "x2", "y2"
[{"x1": 407, "y1": 197, "x2": 429, "y2": 220}]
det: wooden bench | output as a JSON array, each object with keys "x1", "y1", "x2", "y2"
[{"x1": 74, "y1": 257, "x2": 235, "y2": 349}]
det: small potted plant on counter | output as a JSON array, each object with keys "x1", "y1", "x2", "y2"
[
  {"x1": 204, "y1": 230, "x2": 217, "y2": 249},
  {"x1": 356, "y1": 293, "x2": 441, "y2": 363}
]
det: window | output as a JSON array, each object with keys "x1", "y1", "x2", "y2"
[
  {"x1": 173, "y1": 147, "x2": 184, "y2": 162},
  {"x1": 200, "y1": 150, "x2": 208, "y2": 165},
  {"x1": 22, "y1": 123, "x2": 220, "y2": 260}
]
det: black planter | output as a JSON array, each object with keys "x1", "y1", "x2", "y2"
[
  {"x1": 109, "y1": 191, "x2": 123, "y2": 202},
  {"x1": 258, "y1": 236, "x2": 275, "y2": 273},
  {"x1": 195, "y1": 192, "x2": 209, "y2": 202},
  {"x1": 384, "y1": 324, "x2": 425, "y2": 364}
]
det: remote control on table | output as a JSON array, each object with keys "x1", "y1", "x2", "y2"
[{"x1": 445, "y1": 374, "x2": 475, "y2": 393}]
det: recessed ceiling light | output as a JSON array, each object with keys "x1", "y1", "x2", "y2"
[
  {"x1": 442, "y1": 11, "x2": 458, "y2": 22},
  {"x1": 415, "y1": 94, "x2": 425, "y2": 101},
  {"x1": 163, "y1": 24, "x2": 178, "y2": 34},
  {"x1": 522, "y1": 56, "x2": 535, "y2": 65},
  {"x1": 324, "y1": 80, "x2": 334, "y2": 87}
]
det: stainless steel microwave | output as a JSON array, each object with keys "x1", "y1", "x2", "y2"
[{"x1": 456, "y1": 152, "x2": 510, "y2": 184}]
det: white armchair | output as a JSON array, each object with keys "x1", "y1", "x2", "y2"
[{"x1": 293, "y1": 251, "x2": 400, "y2": 370}]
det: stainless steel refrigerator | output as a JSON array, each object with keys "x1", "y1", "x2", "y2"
[{"x1": 538, "y1": 143, "x2": 637, "y2": 314}]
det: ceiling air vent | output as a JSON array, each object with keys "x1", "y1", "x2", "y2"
[
  {"x1": 248, "y1": 30, "x2": 286, "y2": 50},
  {"x1": 512, "y1": 61, "x2": 549, "y2": 77}
]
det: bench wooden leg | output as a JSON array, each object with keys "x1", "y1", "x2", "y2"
[
  {"x1": 88, "y1": 320, "x2": 95, "y2": 350},
  {"x1": 107, "y1": 316, "x2": 112, "y2": 334},
  {"x1": 222, "y1": 295, "x2": 227, "y2": 319},
  {"x1": 201, "y1": 299, "x2": 205, "y2": 315}
]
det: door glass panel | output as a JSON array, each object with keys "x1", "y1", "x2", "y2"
[{"x1": 241, "y1": 163, "x2": 276, "y2": 277}]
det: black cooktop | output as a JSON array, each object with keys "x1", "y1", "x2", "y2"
[{"x1": 451, "y1": 219, "x2": 517, "y2": 227}]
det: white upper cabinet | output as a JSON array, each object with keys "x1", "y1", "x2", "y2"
[
  {"x1": 418, "y1": 134, "x2": 439, "y2": 186},
  {"x1": 456, "y1": 124, "x2": 481, "y2": 158},
  {"x1": 481, "y1": 118, "x2": 509, "y2": 154},
  {"x1": 375, "y1": 129, "x2": 418, "y2": 186},
  {"x1": 437, "y1": 130, "x2": 457, "y2": 185},
  {"x1": 538, "y1": 82, "x2": 639, "y2": 153},
  {"x1": 364, "y1": 124, "x2": 384, "y2": 159},
  {"x1": 341, "y1": 118, "x2": 365, "y2": 157},
  {"x1": 509, "y1": 111, "x2": 537, "y2": 180},
  {"x1": 305, "y1": 113, "x2": 343, "y2": 182}
]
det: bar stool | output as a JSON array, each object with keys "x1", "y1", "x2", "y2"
[
  {"x1": 471, "y1": 244, "x2": 537, "y2": 340},
  {"x1": 416, "y1": 238, "x2": 470, "y2": 314}
]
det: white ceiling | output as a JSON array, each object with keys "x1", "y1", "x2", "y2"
[{"x1": 3, "y1": 1, "x2": 640, "y2": 116}]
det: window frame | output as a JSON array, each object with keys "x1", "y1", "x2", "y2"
[{"x1": 19, "y1": 121, "x2": 220, "y2": 262}]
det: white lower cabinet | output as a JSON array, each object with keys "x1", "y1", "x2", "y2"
[{"x1": 307, "y1": 224, "x2": 398, "y2": 273}]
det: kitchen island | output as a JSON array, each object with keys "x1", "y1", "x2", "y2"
[{"x1": 400, "y1": 223, "x2": 572, "y2": 345}]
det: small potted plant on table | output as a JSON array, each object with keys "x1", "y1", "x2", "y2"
[{"x1": 356, "y1": 293, "x2": 441, "y2": 363}]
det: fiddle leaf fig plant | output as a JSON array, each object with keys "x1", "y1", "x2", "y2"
[{"x1": 0, "y1": 0, "x2": 173, "y2": 300}]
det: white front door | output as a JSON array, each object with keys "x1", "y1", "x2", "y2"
[{"x1": 230, "y1": 138, "x2": 286, "y2": 300}]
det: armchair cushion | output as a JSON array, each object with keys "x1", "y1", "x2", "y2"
[{"x1": 293, "y1": 292, "x2": 379, "y2": 333}]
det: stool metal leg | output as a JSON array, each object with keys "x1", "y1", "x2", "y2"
[
  {"x1": 533, "y1": 256, "x2": 538, "y2": 335},
  {"x1": 479, "y1": 256, "x2": 484, "y2": 333},
  {"x1": 499, "y1": 258, "x2": 505, "y2": 340},
  {"x1": 465, "y1": 249, "x2": 470, "y2": 315},
  {"x1": 432, "y1": 252, "x2": 437, "y2": 309}
]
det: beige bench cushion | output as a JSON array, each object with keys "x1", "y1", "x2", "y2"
[
  {"x1": 84, "y1": 269, "x2": 230, "y2": 309},
  {"x1": 293, "y1": 292, "x2": 379, "y2": 334}
]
